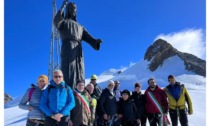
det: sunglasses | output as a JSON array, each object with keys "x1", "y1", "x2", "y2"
[
  {"x1": 109, "y1": 84, "x2": 114, "y2": 87},
  {"x1": 54, "y1": 76, "x2": 63, "y2": 78}
]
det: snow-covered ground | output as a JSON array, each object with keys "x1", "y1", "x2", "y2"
[
  {"x1": 4, "y1": 87, "x2": 206, "y2": 126},
  {"x1": 4, "y1": 55, "x2": 206, "y2": 125}
]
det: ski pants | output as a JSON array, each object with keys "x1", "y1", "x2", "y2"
[{"x1": 169, "y1": 108, "x2": 188, "y2": 126}]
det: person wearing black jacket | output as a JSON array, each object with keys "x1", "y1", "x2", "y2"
[
  {"x1": 130, "y1": 82, "x2": 147, "y2": 126},
  {"x1": 90, "y1": 74, "x2": 102, "y2": 100},
  {"x1": 118, "y1": 90, "x2": 139, "y2": 126},
  {"x1": 90, "y1": 74, "x2": 103, "y2": 126},
  {"x1": 98, "y1": 80, "x2": 118, "y2": 126}
]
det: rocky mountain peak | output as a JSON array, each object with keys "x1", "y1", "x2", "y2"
[
  {"x1": 4, "y1": 93, "x2": 13, "y2": 104},
  {"x1": 144, "y1": 38, "x2": 206, "y2": 77}
]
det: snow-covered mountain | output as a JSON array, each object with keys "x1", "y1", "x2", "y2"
[
  {"x1": 144, "y1": 39, "x2": 206, "y2": 77},
  {"x1": 99, "y1": 39, "x2": 206, "y2": 90},
  {"x1": 4, "y1": 93, "x2": 13, "y2": 104},
  {"x1": 99, "y1": 55, "x2": 205, "y2": 90},
  {"x1": 4, "y1": 39, "x2": 206, "y2": 126}
]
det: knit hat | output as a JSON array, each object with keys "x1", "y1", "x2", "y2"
[
  {"x1": 91, "y1": 74, "x2": 97, "y2": 80},
  {"x1": 135, "y1": 82, "x2": 142, "y2": 88},
  {"x1": 37, "y1": 75, "x2": 48, "y2": 84},
  {"x1": 122, "y1": 89, "x2": 130, "y2": 96}
]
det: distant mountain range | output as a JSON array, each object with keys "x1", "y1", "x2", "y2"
[
  {"x1": 4, "y1": 93, "x2": 13, "y2": 104},
  {"x1": 97, "y1": 39, "x2": 206, "y2": 90},
  {"x1": 144, "y1": 39, "x2": 206, "y2": 77}
]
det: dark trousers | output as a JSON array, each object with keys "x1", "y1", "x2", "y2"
[
  {"x1": 169, "y1": 109, "x2": 188, "y2": 126},
  {"x1": 71, "y1": 123, "x2": 87, "y2": 126},
  {"x1": 96, "y1": 116, "x2": 120, "y2": 126},
  {"x1": 147, "y1": 113, "x2": 160, "y2": 126},
  {"x1": 121, "y1": 120, "x2": 135, "y2": 126},
  {"x1": 26, "y1": 119, "x2": 44, "y2": 126},
  {"x1": 140, "y1": 116, "x2": 147, "y2": 126},
  {"x1": 44, "y1": 116, "x2": 69, "y2": 126}
]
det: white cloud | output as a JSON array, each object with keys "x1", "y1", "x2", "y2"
[{"x1": 154, "y1": 28, "x2": 206, "y2": 60}]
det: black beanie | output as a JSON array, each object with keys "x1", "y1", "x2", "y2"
[
  {"x1": 168, "y1": 75, "x2": 175, "y2": 79},
  {"x1": 122, "y1": 89, "x2": 130, "y2": 96}
]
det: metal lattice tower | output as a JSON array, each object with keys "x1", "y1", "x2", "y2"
[{"x1": 48, "y1": 0, "x2": 61, "y2": 80}]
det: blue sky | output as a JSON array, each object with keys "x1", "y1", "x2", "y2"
[{"x1": 4, "y1": 0, "x2": 206, "y2": 97}]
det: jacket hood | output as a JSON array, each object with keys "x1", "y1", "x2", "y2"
[{"x1": 50, "y1": 80, "x2": 65, "y2": 87}]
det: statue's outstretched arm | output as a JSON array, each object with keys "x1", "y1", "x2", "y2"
[
  {"x1": 60, "y1": 0, "x2": 68, "y2": 15},
  {"x1": 54, "y1": 0, "x2": 68, "y2": 29},
  {"x1": 82, "y1": 28, "x2": 102, "y2": 50}
]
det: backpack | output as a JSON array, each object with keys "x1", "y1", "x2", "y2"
[
  {"x1": 28, "y1": 84, "x2": 36, "y2": 101},
  {"x1": 28, "y1": 84, "x2": 69, "y2": 102},
  {"x1": 47, "y1": 84, "x2": 69, "y2": 97}
]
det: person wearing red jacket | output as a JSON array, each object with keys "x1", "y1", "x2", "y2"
[{"x1": 144, "y1": 78, "x2": 169, "y2": 126}]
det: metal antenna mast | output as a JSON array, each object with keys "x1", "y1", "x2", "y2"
[{"x1": 48, "y1": 0, "x2": 61, "y2": 80}]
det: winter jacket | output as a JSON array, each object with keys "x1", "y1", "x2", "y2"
[
  {"x1": 130, "y1": 91, "x2": 146, "y2": 118},
  {"x1": 99, "y1": 88, "x2": 118, "y2": 116},
  {"x1": 19, "y1": 85, "x2": 45, "y2": 120},
  {"x1": 86, "y1": 90, "x2": 97, "y2": 126},
  {"x1": 92, "y1": 83, "x2": 102, "y2": 100},
  {"x1": 144, "y1": 85, "x2": 168, "y2": 114},
  {"x1": 114, "y1": 89, "x2": 121, "y2": 102},
  {"x1": 39, "y1": 80, "x2": 75, "y2": 116},
  {"x1": 118, "y1": 98, "x2": 138, "y2": 121},
  {"x1": 164, "y1": 82, "x2": 193, "y2": 113},
  {"x1": 71, "y1": 89, "x2": 92, "y2": 126}
]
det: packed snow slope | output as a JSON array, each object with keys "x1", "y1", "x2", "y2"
[{"x1": 5, "y1": 55, "x2": 206, "y2": 126}]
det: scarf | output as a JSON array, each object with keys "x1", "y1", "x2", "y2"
[
  {"x1": 74, "y1": 89, "x2": 91, "y2": 115},
  {"x1": 147, "y1": 91, "x2": 170, "y2": 126}
]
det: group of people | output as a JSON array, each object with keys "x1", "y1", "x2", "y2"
[
  {"x1": 18, "y1": 0, "x2": 194, "y2": 125},
  {"x1": 19, "y1": 69, "x2": 193, "y2": 126}
]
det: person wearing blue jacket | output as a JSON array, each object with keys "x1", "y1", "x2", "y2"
[{"x1": 40, "y1": 69, "x2": 75, "y2": 126}]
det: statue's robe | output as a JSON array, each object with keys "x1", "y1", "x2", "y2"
[{"x1": 54, "y1": 12, "x2": 100, "y2": 88}]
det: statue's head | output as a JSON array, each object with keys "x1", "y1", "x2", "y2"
[{"x1": 65, "y1": 2, "x2": 77, "y2": 21}]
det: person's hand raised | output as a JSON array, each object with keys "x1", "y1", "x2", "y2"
[{"x1": 97, "y1": 39, "x2": 102, "y2": 43}]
